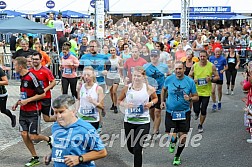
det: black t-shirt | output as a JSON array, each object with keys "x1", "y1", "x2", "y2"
[
  {"x1": 13, "y1": 49, "x2": 36, "y2": 59},
  {"x1": 0, "y1": 67, "x2": 7, "y2": 95}
]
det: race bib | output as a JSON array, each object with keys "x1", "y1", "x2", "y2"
[
  {"x1": 172, "y1": 111, "x2": 186, "y2": 120},
  {"x1": 39, "y1": 81, "x2": 44, "y2": 88},
  {"x1": 20, "y1": 92, "x2": 27, "y2": 100},
  {"x1": 198, "y1": 78, "x2": 207, "y2": 86},
  {"x1": 94, "y1": 70, "x2": 100, "y2": 76},
  {"x1": 52, "y1": 149, "x2": 64, "y2": 163},
  {"x1": 64, "y1": 68, "x2": 72, "y2": 74},
  {"x1": 228, "y1": 58, "x2": 235, "y2": 64},
  {"x1": 128, "y1": 105, "x2": 144, "y2": 114},
  {"x1": 110, "y1": 66, "x2": 118, "y2": 73},
  {"x1": 80, "y1": 108, "x2": 96, "y2": 115}
]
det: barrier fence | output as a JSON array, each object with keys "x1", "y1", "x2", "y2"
[{"x1": 1, "y1": 45, "x2": 252, "y2": 80}]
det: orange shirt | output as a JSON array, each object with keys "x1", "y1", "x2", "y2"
[
  {"x1": 180, "y1": 57, "x2": 199, "y2": 62},
  {"x1": 40, "y1": 51, "x2": 51, "y2": 66}
]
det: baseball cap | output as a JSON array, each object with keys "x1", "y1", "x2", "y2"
[
  {"x1": 151, "y1": 49, "x2": 160, "y2": 56},
  {"x1": 71, "y1": 34, "x2": 78, "y2": 38}
]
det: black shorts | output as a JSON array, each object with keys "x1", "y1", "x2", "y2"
[
  {"x1": 19, "y1": 115, "x2": 41, "y2": 134},
  {"x1": 106, "y1": 78, "x2": 120, "y2": 86},
  {"x1": 165, "y1": 111, "x2": 191, "y2": 133},
  {"x1": 212, "y1": 79, "x2": 223, "y2": 85},
  {"x1": 150, "y1": 94, "x2": 161, "y2": 110},
  {"x1": 41, "y1": 98, "x2": 54, "y2": 116}
]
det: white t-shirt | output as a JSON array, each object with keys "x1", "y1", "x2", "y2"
[
  {"x1": 159, "y1": 51, "x2": 172, "y2": 64},
  {"x1": 54, "y1": 19, "x2": 65, "y2": 32}
]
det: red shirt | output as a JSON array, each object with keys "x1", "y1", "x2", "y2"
[
  {"x1": 210, "y1": 42, "x2": 223, "y2": 52},
  {"x1": 20, "y1": 72, "x2": 44, "y2": 115},
  {"x1": 124, "y1": 57, "x2": 147, "y2": 81},
  {"x1": 29, "y1": 66, "x2": 55, "y2": 99}
]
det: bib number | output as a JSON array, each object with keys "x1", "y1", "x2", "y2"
[
  {"x1": 20, "y1": 92, "x2": 27, "y2": 100},
  {"x1": 110, "y1": 66, "x2": 118, "y2": 73},
  {"x1": 198, "y1": 78, "x2": 207, "y2": 86},
  {"x1": 94, "y1": 70, "x2": 100, "y2": 76},
  {"x1": 80, "y1": 108, "x2": 95, "y2": 115},
  {"x1": 128, "y1": 105, "x2": 144, "y2": 114},
  {"x1": 172, "y1": 111, "x2": 186, "y2": 120},
  {"x1": 64, "y1": 68, "x2": 72, "y2": 74},
  {"x1": 52, "y1": 149, "x2": 64, "y2": 163}
]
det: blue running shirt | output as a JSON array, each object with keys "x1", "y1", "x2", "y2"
[
  {"x1": 209, "y1": 55, "x2": 227, "y2": 80},
  {"x1": 163, "y1": 75, "x2": 197, "y2": 113},
  {"x1": 80, "y1": 53, "x2": 109, "y2": 85},
  {"x1": 51, "y1": 119, "x2": 105, "y2": 167},
  {"x1": 143, "y1": 63, "x2": 169, "y2": 94}
]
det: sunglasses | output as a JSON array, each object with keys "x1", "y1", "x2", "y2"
[{"x1": 150, "y1": 55, "x2": 158, "y2": 58}]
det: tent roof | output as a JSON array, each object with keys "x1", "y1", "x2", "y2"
[{"x1": 0, "y1": 17, "x2": 56, "y2": 34}]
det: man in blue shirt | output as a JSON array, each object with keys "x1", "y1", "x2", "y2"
[
  {"x1": 143, "y1": 49, "x2": 169, "y2": 137},
  {"x1": 80, "y1": 40, "x2": 110, "y2": 117},
  {"x1": 209, "y1": 47, "x2": 228, "y2": 111},
  {"x1": 47, "y1": 94, "x2": 107, "y2": 167},
  {"x1": 161, "y1": 61, "x2": 198, "y2": 166}
]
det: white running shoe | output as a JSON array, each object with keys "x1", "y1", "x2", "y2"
[
  {"x1": 231, "y1": 91, "x2": 234, "y2": 95},
  {"x1": 226, "y1": 90, "x2": 230, "y2": 95}
]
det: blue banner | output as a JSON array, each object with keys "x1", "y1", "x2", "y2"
[{"x1": 190, "y1": 6, "x2": 231, "y2": 13}]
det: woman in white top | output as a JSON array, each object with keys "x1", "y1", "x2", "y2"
[
  {"x1": 118, "y1": 66, "x2": 158, "y2": 167},
  {"x1": 106, "y1": 47, "x2": 123, "y2": 113},
  {"x1": 192, "y1": 33, "x2": 204, "y2": 58},
  {"x1": 76, "y1": 66, "x2": 104, "y2": 129}
]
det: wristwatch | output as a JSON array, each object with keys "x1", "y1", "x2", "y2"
[{"x1": 79, "y1": 156, "x2": 84, "y2": 163}]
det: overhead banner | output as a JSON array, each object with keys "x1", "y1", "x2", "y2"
[{"x1": 190, "y1": 6, "x2": 231, "y2": 13}]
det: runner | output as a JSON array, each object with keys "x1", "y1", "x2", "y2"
[
  {"x1": 76, "y1": 66, "x2": 104, "y2": 130},
  {"x1": 192, "y1": 33, "x2": 204, "y2": 58},
  {"x1": 209, "y1": 48, "x2": 228, "y2": 111},
  {"x1": 123, "y1": 47, "x2": 147, "y2": 85},
  {"x1": 47, "y1": 94, "x2": 107, "y2": 166},
  {"x1": 12, "y1": 57, "x2": 51, "y2": 167},
  {"x1": 0, "y1": 66, "x2": 16, "y2": 127},
  {"x1": 118, "y1": 66, "x2": 158, "y2": 167},
  {"x1": 143, "y1": 49, "x2": 169, "y2": 136},
  {"x1": 29, "y1": 52, "x2": 56, "y2": 122},
  {"x1": 34, "y1": 43, "x2": 51, "y2": 67},
  {"x1": 180, "y1": 49, "x2": 199, "y2": 76},
  {"x1": 80, "y1": 40, "x2": 110, "y2": 117},
  {"x1": 225, "y1": 45, "x2": 240, "y2": 95},
  {"x1": 189, "y1": 50, "x2": 219, "y2": 133},
  {"x1": 107, "y1": 46, "x2": 123, "y2": 113},
  {"x1": 60, "y1": 45, "x2": 80, "y2": 98},
  {"x1": 161, "y1": 61, "x2": 198, "y2": 166}
]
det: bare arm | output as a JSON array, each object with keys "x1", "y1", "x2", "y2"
[
  {"x1": 44, "y1": 79, "x2": 56, "y2": 93},
  {"x1": 0, "y1": 76, "x2": 8, "y2": 85},
  {"x1": 188, "y1": 65, "x2": 195, "y2": 79},
  {"x1": 212, "y1": 65, "x2": 220, "y2": 82},
  {"x1": 118, "y1": 86, "x2": 128, "y2": 106}
]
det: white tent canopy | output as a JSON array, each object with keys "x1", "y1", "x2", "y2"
[{"x1": 2, "y1": 0, "x2": 252, "y2": 14}]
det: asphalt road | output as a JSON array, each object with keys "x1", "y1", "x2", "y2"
[{"x1": 0, "y1": 72, "x2": 252, "y2": 167}]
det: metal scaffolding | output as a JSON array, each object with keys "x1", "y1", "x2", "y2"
[{"x1": 180, "y1": 0, "x2": 190, "y2": 38}]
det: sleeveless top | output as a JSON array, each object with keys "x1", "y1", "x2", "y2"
[
  {"x1": 78, "y1": 83, "x2": 100, "y2": 122},
  {"x1": 124, "y1": 83, "x2": 150, "y2": 124},
  {"x1": 194, "y1": 62, "x2": 213, "y2": 97},
  {"x1": 194, "y1": 40, "x2": 203, "y2": 57},
  {"x1": 0, "y1": 67, "x2": 7, "y2": 97},
  {"x1": 227, "y1": 52, "x2": 237, "y2": 71},
  {"x1": 183, "y1": 61, "x2": 194, "y2": 76},
  {"x1": 107, "y1": 56, "x2": 120, "y2": 79}
]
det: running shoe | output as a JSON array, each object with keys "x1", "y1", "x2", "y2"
[
  {"x1": 231, "y1": 91, "x2": 234, "y2": 95},
  {"x1": 172, "y1": 156, "x2": 181, "y2": 166},
  {"x1": 198, "y1": 124, "x2": 203, "y2": 133},
  {"x1": 169, "y1": 142, "x2": 176, "y2": 153},
  {"x1": 101, "y1": 110, "x2": 106, "y2": 117},
  {"x1": 212, "y1": 104, "x2": 217, "y2": 112},
  {"x1": 225, "y1": 90, "x2": 230, "y2": 95},
  {"x1": 218, "y1": 102, "x2": 221, "y2": 110},
  {"x1": 110, "y1": 104, "x2": 115, "y2": 110},
  {"x1": 114, "y1": 106, "x2": 118, "y2": 114},
  {"x1": 25, "y1": 157, "x2": 40, "y2": 167}
]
